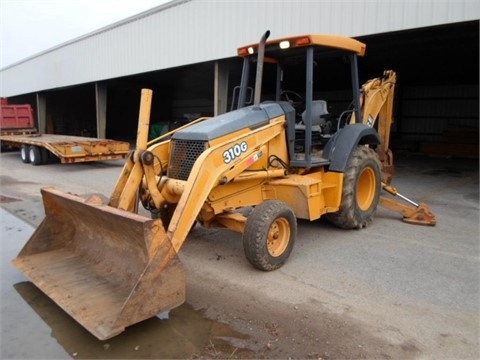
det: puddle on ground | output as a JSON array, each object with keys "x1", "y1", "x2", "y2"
[
  {"x1": 0, "y1": 175, "x2": 38, "y2": 186},
  {"x1": 13, "y1": 282, "x2": 255, "y2": 359},
  {"x1": 0, "y1": 195, "x2": 21, "y2": 203}
]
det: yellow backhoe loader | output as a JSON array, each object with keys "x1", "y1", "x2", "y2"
[{"x1": 12, "y1": 31, "x2": 435, "y2": 340}]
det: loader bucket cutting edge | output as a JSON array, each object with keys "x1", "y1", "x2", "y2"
[{"x1": 11, "y1": 187, "x2": 186, "y2": 340}]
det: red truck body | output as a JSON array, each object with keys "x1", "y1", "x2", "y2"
[{"x1": 0, "y1": 98, "x2": 36, "y2": 135}]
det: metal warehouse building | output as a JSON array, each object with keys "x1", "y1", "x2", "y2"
[{"x1": 1, "y1": 0, "x2": 479, "y2": 157}]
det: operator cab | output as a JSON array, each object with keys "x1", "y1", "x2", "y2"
[{"x1": 236, "y1": 33, "x2": 366, "y2": 168}]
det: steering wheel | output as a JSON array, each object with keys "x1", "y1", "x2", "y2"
[
  {"x1": 281, "y1": 90, "x2": 305, "y2": 122},
  {"x1": 281, "y1": 90, "x2": 304, "y2": 108}
]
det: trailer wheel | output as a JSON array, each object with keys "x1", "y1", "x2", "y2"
[
  {"x1": 20, "y1": 144, "x2": 30, "y2": 163},
  {"x1": 326, "y1": 146, "x2": 381, "y2": 229},
  {"x1": 40, "y1": 147, "x2": 49, "y2": 164},
  {"x1": 29, "y1": 146, "x2": 43, "y2": 166},
  {"x1": 243, "y1": 200, "x2": 296, "y2": 271}
]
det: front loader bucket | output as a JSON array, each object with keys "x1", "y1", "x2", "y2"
[{"x1": 12, "y1": 187, "x2": 186, "y2": 340}]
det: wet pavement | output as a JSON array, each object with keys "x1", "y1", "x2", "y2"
[
  {"x1": 0, "y1": 150, "x2": 479, "y2": 359},
  {"x1": 0, "y1": 208, "x2": 257, "y2": 359}
]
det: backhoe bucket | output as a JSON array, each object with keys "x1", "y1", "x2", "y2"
[{"x1": 12, "y1": 187, "x2": 186, "y2": 340}]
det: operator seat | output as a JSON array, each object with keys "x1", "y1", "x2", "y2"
[{"x1": 296, "y1": 100, "x2": 329, "y2": 132}]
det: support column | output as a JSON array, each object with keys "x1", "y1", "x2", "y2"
[
  {"x1": 36, "y1": 92, "x2": 47, "y2": 134},
  {"x1": 214, "y1": 61, "x2": 229, "y2": 116},
  {"x1": 95, "y1": 82, "x2": 107, "y2": 139}
]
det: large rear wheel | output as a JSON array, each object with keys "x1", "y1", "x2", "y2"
[
  {"x1": 326, "y1": 146, "x2": 381, "y2": 229},
  {"x1": 243, "y1": 200, "x2": 296, "y2": 271}
]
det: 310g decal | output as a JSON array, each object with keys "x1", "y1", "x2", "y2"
[{"x1": 223, "y1": 141, "x2": 248, "y2": 164}]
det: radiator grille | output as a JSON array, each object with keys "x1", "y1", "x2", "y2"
[{"x1": 168, "y1": 139, "x2": 208, "y2": 180}]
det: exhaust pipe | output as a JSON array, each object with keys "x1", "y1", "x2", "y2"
[{"x1": 253, "y1": 30, "x2": 270, "y2": 107}]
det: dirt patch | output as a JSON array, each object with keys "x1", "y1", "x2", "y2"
[
  {"x1": 10, "y1": 280, "x2": 422, "y2": 360},
  {"x1": 187, "y1": 280, "x2": 422, "y2": 359}
]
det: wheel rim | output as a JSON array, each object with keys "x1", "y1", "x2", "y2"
[
  {"x1": 356, "y1": 166, "x2": 376, "y2": 211},
  {"x1": 267, "y1": 218, "x2": 290, "y2": 257}
]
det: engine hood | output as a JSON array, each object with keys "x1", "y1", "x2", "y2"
[{"x1": 171, "y1": 102, "x2": 287, "y2": 142}]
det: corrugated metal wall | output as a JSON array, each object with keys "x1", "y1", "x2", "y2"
[
  {"x1": 398, "y1": 84, "x2": 478, "y2": 150},
  {"x1": 400, "y1": 85, "x2": 478, "y2": 141},
  {"x1": 1, "y1": 0, "x2": 479, "y2": 97}
]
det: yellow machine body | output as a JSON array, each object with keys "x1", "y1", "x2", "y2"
[{"x1": 12, "y1": 33, "x2": 435, "y2": 340}]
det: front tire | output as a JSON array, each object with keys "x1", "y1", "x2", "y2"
[
  {"x1": 243, "y1": 200, "x2": 297, "y2": 271},
  {"x1": 326, "y1": 146, "x2": 381, "y2": 229}
]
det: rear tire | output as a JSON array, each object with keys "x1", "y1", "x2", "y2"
[
  {"x1": 20, "y1": 144, "x2": 30, "y2": 163},
  {"x1": 326, "y1": 146, "x2": 381, "y2": 229},
  {"x1": 243, "y1": 200, "x2": 296, "y2": 271},
  {"x1": 29, "y1": 145, "x2": 43, "y2": 166}
]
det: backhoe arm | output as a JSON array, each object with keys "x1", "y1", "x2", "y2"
[
  {"x1": 381, "y1": 182, "x2": 436, "y2": 226},
  {"x1": 350, "y1": 71, "x2": 436, "y2": 225},
  {"x1": 351, "y1": 70, "x2": 397, "y2": 184}
]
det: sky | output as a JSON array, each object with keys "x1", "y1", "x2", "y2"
[{"x1": 0, "y1": 0, "x2": 170, "y2": 68}]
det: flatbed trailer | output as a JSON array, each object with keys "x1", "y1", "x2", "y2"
[{"x1": 0, "y1": 133, "x2": 130, "y2": 165}]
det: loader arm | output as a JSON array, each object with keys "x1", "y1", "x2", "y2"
[
  {"x1": 153, "y1": 116, "x2": 287, "y2": 252},
  {"x1": 109, "y1": 88, "x2": 154, "y2": 212},
  {"x1": 108, "y1": 87, "x2": 212, "y2": 212}
]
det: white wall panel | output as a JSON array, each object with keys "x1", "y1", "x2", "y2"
[{"x1": 1, "y1": 0, "x2": 479, "y2": 97}]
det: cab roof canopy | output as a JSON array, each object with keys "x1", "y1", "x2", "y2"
[{"x1": 237, "y1": 34, "x2": 367, "y2": 59}]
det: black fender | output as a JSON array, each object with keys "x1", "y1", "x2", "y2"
[{"x1": 323, "y1": 123, "x2": 381, "y2": 172}]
